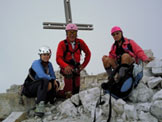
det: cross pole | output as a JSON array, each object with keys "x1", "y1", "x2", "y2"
[{"x1": 43, "y1": 0, "x2": 93, "y2": 30}]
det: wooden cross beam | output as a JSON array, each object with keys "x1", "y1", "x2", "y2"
[{"x1": 43, "y1": 0, "x2": 93, "y2": 30}]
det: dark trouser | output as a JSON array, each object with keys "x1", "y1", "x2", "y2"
[
  {"x1": 22, "y1": 79, "x2": 56, "y2": 104},
  {"x1": 58, "y1": 69, "x2": 80, "y2": 98}
]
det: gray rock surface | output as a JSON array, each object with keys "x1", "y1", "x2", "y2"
[{"x1": 2, "y1": 50, "x2": 162, "y2": 122}]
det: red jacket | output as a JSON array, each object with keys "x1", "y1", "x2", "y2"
[
  {"x1": 56, "y1": 38, "x2": 91, "y2": 69},
  {"x1": 109, "y1": 37, "x2": 148, "y2": 63}
]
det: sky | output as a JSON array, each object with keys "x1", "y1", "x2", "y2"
[{"x1": 0, "y1": 0, "x2": 162, "y2": 93}]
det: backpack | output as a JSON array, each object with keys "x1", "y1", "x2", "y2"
[
  {"x1": 93, "y1": 63, "x2": 143, "y2": 122},
  {"x1": 101, "y1": 64, "x2": 134, "y2": 99},
  {"x1": 101, "y1": 63, "x2": 143, "y2": 99}
]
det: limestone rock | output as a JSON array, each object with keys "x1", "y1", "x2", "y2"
[
  {"x1": 0, "y1": 93, "x2": 35, "y2": 120},
  {"x1": 150, "y1": 100, "x2": 162, "y2": 120}
]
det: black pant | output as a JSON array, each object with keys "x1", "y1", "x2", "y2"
[{"x1": 22, "y1": 79, "x2": 56, "y2": 104}]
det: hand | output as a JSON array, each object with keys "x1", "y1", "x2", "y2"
[
  {"x1": 54, "y1": 80, "x2": 59, "y2": 92},
  {"x1": 79, "y1": 65, "x2": 83, "y2": 72},
  {"x1": 64, "y1": 65, "x2": 73, "y2": 75},
  {"x1": 144, "y1": 57, "x2": 154, "y2": 64}
]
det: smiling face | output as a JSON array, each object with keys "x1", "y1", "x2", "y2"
[
  {"x1": 112, "y1": 31, "x2": 122, "y2": 41},
  {"x1": 40, "y1": 53, "x2": 50, "y2": 62},
  {"x1": 66, "y1": 30, "x2": 77, "y2": 42}
]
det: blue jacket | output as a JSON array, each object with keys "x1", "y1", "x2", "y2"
[{"x1": 31, "y1": 59, "x2": 56, "y2": 80}]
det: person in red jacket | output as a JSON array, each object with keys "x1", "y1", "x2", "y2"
[
  {"x1": 56, "y1": 23, "x2": 91, "y2": 98},
  {"x1": 102, "y1": 26, "x2": 153, "y2": 76}
]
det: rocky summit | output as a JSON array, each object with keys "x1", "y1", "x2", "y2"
[{"x1": 1, "y1": 50, "x2": 162, "y2": 122}]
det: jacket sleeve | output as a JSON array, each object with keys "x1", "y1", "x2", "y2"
[
  {"x1": 56, "y1": 41, "x2": 69, "y2": 69},
  {"x1": 80, "y1": 40, "x2": 91, "y2": 69},
  {"x1": 32, "y1": 60, "x2": 54, "y2": 80},
  {"x1": 130, "y1": 40, "x2": 148, "y2": 61},
  {"x1": 109, "y1": 44, "x2": 116, "y2": 59},
  {"x1": 48, "y1": 62, "x2": 56, "y2": 80}
]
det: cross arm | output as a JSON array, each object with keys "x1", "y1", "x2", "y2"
[{"x1": 43, "y1": 22, "x2": 93, "y2": 30}]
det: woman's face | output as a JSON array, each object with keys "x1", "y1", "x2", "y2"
[
  {"x1": 67, "y1": 30, "x2": 77, "y2": 42},
  {"x1": 112, "y1": 31, "x2": 122, "y2": 41},
  {"x1": 40, "y1": 54, "x2": 50, "y2": 62}
]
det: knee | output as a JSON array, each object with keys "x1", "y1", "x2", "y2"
[
  {"x1": 102, "y1": 56, "x2": 108, "y2": 63},
  {"x1": 121, "y1": 53, "x2": 133, "y2": 64},
  {"x1": 41, "y1": 78, "x2": 50, "y2": 88},
  {"x1": 102, "y1": 56, "x2": 110, "y2": 67},
  {"x1": 48, "y1": 82, "x2": 52, "y2": 91},
  {"x1": 121, "y1": 53, "x2": 131, "y2": 60}
]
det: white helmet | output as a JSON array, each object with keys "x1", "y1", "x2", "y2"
[{"x1": 38, "y1": 46, "x2": 51, "y2": 55}]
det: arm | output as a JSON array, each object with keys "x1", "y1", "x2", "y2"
[
  {"x1": 79, "y1": 40, "x2": 91, "y2": 70},
  {"x1": 130, "y1": 40, "x2": 148, "y2": 62},
  {"x1": 108, "y1": 44, "x2": 117, "y2": 59},
  {"x1": 32, "y1": 60, "x2": 53, "y2": 80},
  {"x1": 48, "y1": 62, "x2": 56, "y2": 80},
  {"x1": 56, "y1": 41, "x2": 69, "y2": 68}
]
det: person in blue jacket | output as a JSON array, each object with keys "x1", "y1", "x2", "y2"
[{"x1": 22, "y1": 46, "x2": 59, "y2": 117}]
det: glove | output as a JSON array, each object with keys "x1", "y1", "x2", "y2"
[{"x1": 64, "y1": 65, "x2": 73, "y2": 75}]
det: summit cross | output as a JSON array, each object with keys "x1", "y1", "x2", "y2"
[{"x1": 43, "y1": 0, "x2": 93, "y2": 30}]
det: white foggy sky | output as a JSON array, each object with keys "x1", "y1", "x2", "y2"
[{"x1": 0, "y1": 0, "x2": 162, "y2": 93}]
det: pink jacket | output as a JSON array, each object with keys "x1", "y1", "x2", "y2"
[{"x1": 109, "y1": 37, "x2": 148, "y2": 63}]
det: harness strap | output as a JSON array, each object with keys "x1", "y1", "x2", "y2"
[
  {"x1": 107, "y1": 90, "x2": 112, "y2": 122},
  {"x1": 63, "y1": 40, "x2": 81, "y2": 60},
  {"x1": 93, "y1": 88, "x2": 105, "y2": 122}
]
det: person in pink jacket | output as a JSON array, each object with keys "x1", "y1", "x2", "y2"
[{"x1": 102, "y1": 26, "x2": 153, "y2": 76}]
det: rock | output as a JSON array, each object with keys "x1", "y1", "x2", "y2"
[
  {"x1": 152, "y1": 89, "x2": 162, "y2": 101},
  {"x1": 147, "y1": 58, "x2": 162, "y2": 75},
  {"x1": 57, "y1": 99, "x2": 78, "y2": 117},
  {"x1": 129, "y1": 83, "x2": 154, "y2": 103},
  {"x1": 3, "y1": 52, "x2": 162, "y2": 122},
  {"x1": 124, "y1": 104, "x2": 137, "y2": 121},
  {"x1": 113, "y1": 99, "x2": 126, "y2": 115},
  {"x1": 136, "y1": 103, "x2": 151, "y2": 113},
  {"x1": 138, "y1": 111, "x2": 158, "y2": 122},
  {"x1": 79, "y1": 87, "x2": 100, "y2": 113},
  {"x1": 0, "y1": 93, "x2": 35, "y2": 120},
  {"x1": 150, "y1": 100, "x2": 162, "y2": 120},
  {"x1": 70, "y1": 94, "x2": 80, "y2": 106},
  {"x1": 6, "y1": 84, "x2": 22, "y2": 93},
  {"x1": 144, "y1": 49, "x2": 154, "y2": 59},
  {"x1": 2, "y1": 112, "x2": 27, "y2": 122},
  {"x1": 147, "y1": 77, "x2": 162, "y2": 88}
]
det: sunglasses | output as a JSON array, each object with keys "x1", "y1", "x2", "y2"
[
  {"x1": 112, "y1": 32, "x2": 120, "y2": 37},
  {"x1": 67, "y1": 31, "x2": 77, "y2": 35}
]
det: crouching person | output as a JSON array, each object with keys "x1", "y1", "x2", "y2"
[
  {"x1": 22, "y1": 46, "x2": 59, "y2": 117},
  {"x1": 101, "y1": 26, "x2": 153, "y2": 99}
]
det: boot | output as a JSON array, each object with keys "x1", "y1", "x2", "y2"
[
  {"x1": 35, "y1": 101, "x2": 45, "y2": 117},
  {"x1": 118, "y1": 66, "x2": 129, "y2": 78}
]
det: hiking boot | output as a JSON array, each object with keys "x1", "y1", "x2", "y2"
[
  {"x1": 65, "y1": 91, "x2": 72, "y2": 98},
  {"x1": 35, "y1": 101, "x2": 45, "y2": 117},
  {"x1": 119, "y1": 66, "x2": 128, "y2": 78}
]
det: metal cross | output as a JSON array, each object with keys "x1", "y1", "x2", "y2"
[{"x1": 43, "y1": 0, "x2": 93, "y2": 30}]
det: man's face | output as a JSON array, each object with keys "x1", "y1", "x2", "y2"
[{"x1": 67, "y1": 30, "x2": 77, "y2": 42}]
